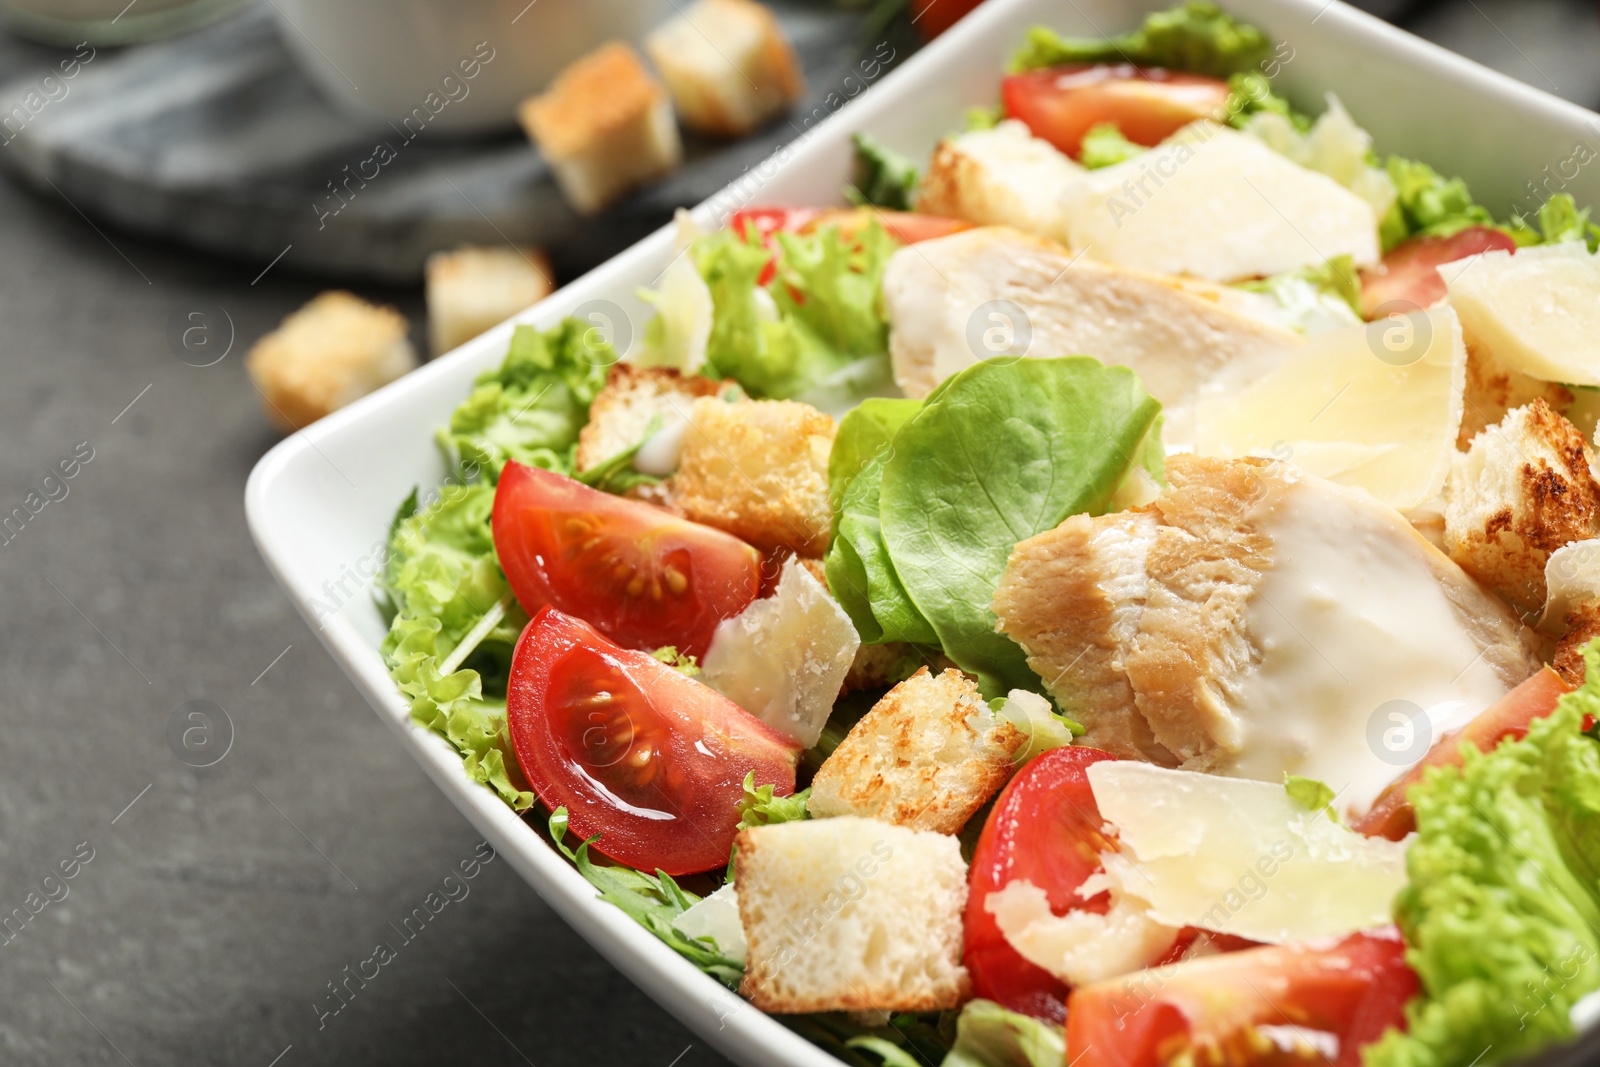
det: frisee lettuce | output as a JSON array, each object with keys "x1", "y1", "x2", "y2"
[
  {"x1": 1365, "y1": 640, "x2": 1600, "y2": 1067},
  {"x1": 436, "y1": 320, "x2": 611, "y2": 482},
  {"x1": 548, "y1": 807, "x2": 745, "y2": 989},
  {"x1": 692, "y1": 221, "x2": 895, "y2": 401},
  {"x1": 1009, "y1": 1, "x2": 1270, "y2": 78},
  {"x1": 728, "y1": 771, "x2": 812, "y2": 879},
  {"x1": 383, "y1": 319, "x2": 619, "y2": 810}
]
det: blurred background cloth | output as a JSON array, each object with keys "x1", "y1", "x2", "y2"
[{"x1": 0, "y1": 3, "x2": 1595, "y2": 1067}]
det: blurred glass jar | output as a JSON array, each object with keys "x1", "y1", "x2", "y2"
[{"x1": 0, "y1": 0, "x2": 246, "y2": 46}]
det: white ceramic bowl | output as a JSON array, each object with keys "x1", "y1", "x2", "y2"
[
  {"x1": 246, "y1": 1, "x2": 1600, "y2": 1063},
  {"x1": 267, "y1": 0, "x2": 673, "y2": 134}
]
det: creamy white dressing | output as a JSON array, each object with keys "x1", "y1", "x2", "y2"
[
  {"x1": 631, "y1": 414, "x2": 690, "y2": 476},
  {"x1": 1216, "y1": 478, "x2": 1513, "y2": 814}
]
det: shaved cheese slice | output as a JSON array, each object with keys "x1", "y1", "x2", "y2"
[
  {"x1": 640, "y1": 253, "x2": 714, "y2": 374},
  {"x1": 1443, "y1": 242, "x2": 1600, "y2": 387},
  {"x1": 1088, "y1": 761, "x2": 1408, "y2": 944},
  {"x1": 700, "y1": 559, "x2": 860, "y2": 747},
  {"x1": 983, "y1": 878, "x2": 1179, "y2": 986},
  {"x1": 1059, "y1": 122, "x2": 1379, "y2": 283},
  {"x1": 672, "y1": 883, "x2": 746, "y2": 962},
  {"x1": 1193, "y1": 306, "x2": 1466, "y2": 509},
  {"x1": 1539, "y1": 538, "x2": 1600, "y2": 634}
]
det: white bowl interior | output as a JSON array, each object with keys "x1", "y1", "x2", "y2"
[{"x1": 246, "y1": 2, "x2": 1600, "y2": 1064}]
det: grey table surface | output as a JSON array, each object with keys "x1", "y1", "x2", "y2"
[{"x1": 2, "y1": 2, "x2": 1597, "y2": 1065}]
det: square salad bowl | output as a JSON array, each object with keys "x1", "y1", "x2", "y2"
[{"x1": 245, "y1": 2, "x2": 1600, "y2": 1064}]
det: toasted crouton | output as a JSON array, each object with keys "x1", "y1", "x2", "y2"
[
  {"x1": 245, "y1": 291, "x2": 415, "y2": 432},
  {"x1": 996, "y1": 455, "x2": 1542, "y2": 783},
  {"x1": 1445, "y1": 400, "x2": 1600, "y2": 616},
  {"x1": 1553, "y1": 602, "x2": 1600, "y2": 686},
  {"x1": 645, "y1": 0, "x2": 803, "y2": 139},
  {"x1": 736, "y1": 816, "x2": 970, "y2": 1013},
  {"x1": 425, "y1": 246, "x2": 554, "y2": 356},
  {"x1": 914, "y1": 121, "x2": 1082, "y2": 243},
  {"x1": 518, "y1": 42, "x2": 682, "y2": 216},
  {"x1": 668, "y1": 396, "x2": 835, "y2": 556},
  {"x1": 574, "y1": 364, "x2": 737, "y2": 474},
  {"x1": 1459, "y1": 334, "x2": 1575, "y2": 448},
  {"x1": 808, "y1": 667, "x2": 1021, "y2": 833}
]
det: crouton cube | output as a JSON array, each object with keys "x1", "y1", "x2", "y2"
[
  {"x1": 1459, "y1": 333, "x2": 1575, "y2": 448},
  {"x1": 1445, "y1": 400, "x2": 1600, "y2": 615},
  {"x1": 518, "y1": 42, "x2": 683, "y2": 216},
  {"x1": 425, "y1": 246, "x2": 554, "y2": 356},
  {"x1": 669, "y1": 396, "x2": 835, "y2": 556},
  {"x1": 807, "y1": 667, "x2": 1021, "y2": 833},
  {"x1": 1554, "y1": 602, "x2": 1600, "y2": 687},
  {"x1": 645, "y1": 0, "x2": 804, "y2": 139},
  {"x1": 736, "y1": 816, "x2": 970, "y2": 1012},
  {"x1": 574, "y1": 364, "x2": 738, "y2": 476},
  {"x1": 245, "y1": 291, "x2": 415, "y2": 432},
  {"x1": 914, "y1": 120, "x2": 1082, "y2": 243}
]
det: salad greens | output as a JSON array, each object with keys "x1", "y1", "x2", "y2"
[
  {"x1": 829, "y1": 449, "x2": 942, "y2": 647},
  {"x1": 1010, "y1": 1, "x2": 1270, "y2": 78},
  {"x1": 877, "y1": 358, "x2": 1164, "y2": 697},
  {"x1": 728, "y1": 772, "x2": 812, "y2": 879},
  {"x1": 436, "y1": 321, "x2": 611, "y2": 481},
  {"x1": 828, "y1": 397, "x2": 923, "y2": 520},
  {"x1": 383, "y1": 320, "x2": 617, "y2": 809},
  {"x1": 548, "y1": 808, "x2": 745, "y2": 989},
  {"x1": 1367, "y1": 641, "x2": 1600, "y2": 1067},
  {"x1": 941, "y1": 1000, "x2": 1065, "y2": 1067},
  {"x1": 690, "y1": 221, "x2": 895, "y2": 401},
  {"x1": 1078, "y1": 122, "x2": 1147, "y2": 169},
  {"x1": 847, "y1": 132, "x2": 921, "y2": 211}
]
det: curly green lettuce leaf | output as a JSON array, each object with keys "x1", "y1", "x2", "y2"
[
  {"x1": 1379, "y1": 156, "x2": 1500, "y2": 251},
  {"x1": 1365, "y1": 640, "x2": 1600, "y2": 1067},
  {"x1": 436, "y1": 320, "x2": 612, "y2": 480},
  {"x1": 1235, "y1": 256, "x2": 1363, "y2": 335},
  {"x1": 1225, "y1": 70, "x2": 1307, "y2": 130},
  {"x1": 879, "y1": 357, "x2": 1165, "y2": 697},
  {"x1": 991, "y1": 691, "x2": 1082, "y2": 763},
  {"x1": 381, "y1": 481, "x2": 534, "y2": 809},
  {"x1": 942, "y1": 999, "x2": 1065, "y2": 1067},
  {"x1": 727, "y1": 771, "x2": 812, "y2": 879},
  {"x1": 964, "y1": 104, "x2": 1004, "y2": 132},
  {"x1": 649, "y1": 645, "x2": 701, "y2": 676},
  {"x1": 1516, "y1": 193, "x2": 1600, "y2": 252},
  {"x1": 693, "y1": 220, "x2": 896, "y2": 401},
  {"x1": 548, "y1": 807, "x2": 745, "y2": 989},
  {"x1": 1079, "y1": 122, "x2": 1146, "y2": 169},
  {"x1": 1010, "y1": 2, "x2": 1271, "y2": 78},
  {"x1": 847, "y1": 132, "x2": 920, "y2": 211}
]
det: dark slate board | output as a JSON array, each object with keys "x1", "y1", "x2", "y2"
[{"x1": 0, "y1": 2, "x2": 918, "y2": 282}]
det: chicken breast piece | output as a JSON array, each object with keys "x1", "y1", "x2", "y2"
[
  {"x1": 880, "y1": 226, "x2": 1301, "y2": 439},
  {"x1": 995, "y1": 455, "x2": 1544, "y2": 815}
]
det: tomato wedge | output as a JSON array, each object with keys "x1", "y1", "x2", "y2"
[
  {"x1": 492, "y1": 462, "x2": 762, "y2": 659},
  {"x1": 1002, "y1": 64, "x2": 1231, "y2": 158},
  {"x1": 1066, "y1": 929, "x2": 1418, "y2": 1067},
  {"x1": 1358, "y1": 226, "x2": 1517, "y2": 319},
  {"x1": 965, "y1": 746, "x2": 1120, "y2": 1021},
  {"x1": 508, "y1": 607, "x2": 800, "y2": 875},
  {"x1": 1355, "y1": 666, "x2": 1572, "y2": 840}
]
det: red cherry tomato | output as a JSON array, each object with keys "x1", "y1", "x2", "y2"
[
  {"x1": 507, "y1": 607, "x2": 800, "y2": 875},
  {"x1": 492, "y1": 462, "x2": 761, "y2": 659},
  {"x1": 1355, "y1": 666, "x2": 1571, "y2": 840},
  {"x1": 964, "y1": 746, "x2": 1120, "y2": 1021},
  {"x1": 1002, "y1": 64, "x2": 1232, "y2": 158},
  {"x1": 1358, "y1": 226, "x2": 1517, "y2": 319},
  {"x1": 1066, "y1": 928, "x2": 1418, "y2": 1067}
]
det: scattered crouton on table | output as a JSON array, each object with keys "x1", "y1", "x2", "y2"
[
  {"x1": 245, "y1": 291, "x2": 416, "y2": 432},
  {"x1": 425, "y1": 246, "x2": 554, "y2": 356},
  {"x1": 645, "y1": 0, "x2": 804, "y2": 139},
  {"x1": 518, "y1": 42, "x2": 682, "y2": 216}
]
